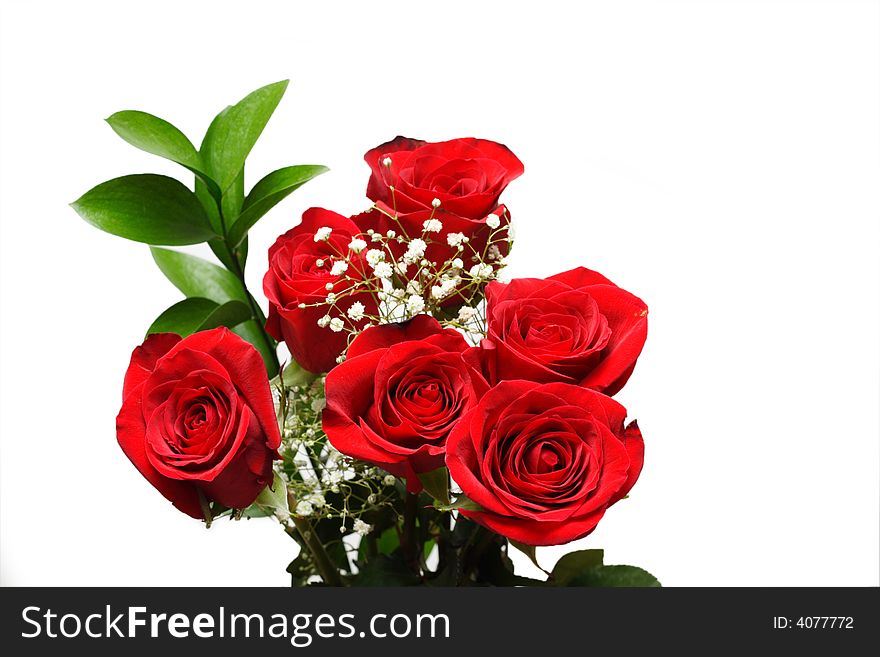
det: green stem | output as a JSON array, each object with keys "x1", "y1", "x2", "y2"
[
  {"x1": 287, "y1": 494, "x2": 344, "y2": 587},
  {"x1": 400, "y1": 492, "x2": 420, "y2": 574}
]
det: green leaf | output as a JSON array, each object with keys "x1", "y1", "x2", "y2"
[
  {"x1": 247, "y1": 471, "x2": 289, "y2": 517},
  {"x1": 508, "y1": 540, "x2": 543, "y2": 571},
  {"x1": 354, "y1": 553, "x2": 420, "y2": 586},
  {"x1": 105, "y1": 111, "x2": 222, "y2": 200},
  {"x1": 417, "y1": 467, "x2": 451, "y2": 506},
  {"x1": 146, "y1": 298, "x2": 250, "y2": 337},
  {"x1": 232, "y1": 319, "x2": 278, "y2": 378},
  {"x1": 221, "y1": 166, "x2": 245, "y2": 225},
  {"x1": 434, "y1": 494, "x2": 482, "y2": 513},
  {"x1": 227, "y1": 165, "x2": 329, "y2": 247},
  {"x1": 280, "y1": 360, "x2": 318, "y2": 388},
  {"x1": 201, "y1": 80, "x2": 289, "y2": 192},
  {"x1": 150, "y1": 247, "x2": 248, "y2": 303},
  {"x1": 550, "y1": 549, "x2": 605, "y2": 586},
  {"x1": 71, "y1": 174, "x2": 215, "y2": 245},
  {"x1": 567, "y1": 565, "x2": 661, "y2": 588}
]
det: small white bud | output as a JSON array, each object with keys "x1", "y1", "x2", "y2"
[
  {"x1": 406, "y1": 294, "x2": 425, "y2": 314},
  {"x1": 348, "y1": 237, "x2": 367, "y2": 253},
  {"x1": 314, "y1": 226, "x2": 332, "y2": 242},
  {"x1": 317, "y1": 315, "x2": 331, "y2": 328},
  {"x1": 423, "y1": 218, "x2": 443, "y2": 233},
  {"x1": 383, "y1": 474, "x2": 396, "y2": 486},
  {"x1": 486, "y1": 213, "x2": 501, "y2": 229},
  {"x1": 347, "y1": 301, "x2": 365, "y2": 321},
  {"x1": 447, "y1": 232, "x2": 466, "y2": 247},
  {"x1": 432, "y1": 198, "x2": 441, "y2": 208},
  {"x1": 315, "y1": 258, "x2": 325, "y2": 268},
  {"x1": 325, "y1": 282, "x2": 334, "y2": 291},
  {"x1": 382, "y1": 156, "x2": 392, "y2": 167},
  {"x1": 386, "y1": 229, "x2": 396, "y2": 238},
  {"x1": 373, "y1": 261, "x2": 393, "y2": 279}
]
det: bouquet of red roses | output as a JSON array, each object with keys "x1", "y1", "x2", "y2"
[{"x1": 73, "y1": 81, "x2": 657, "y2": 587}]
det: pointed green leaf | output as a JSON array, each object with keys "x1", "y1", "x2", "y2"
[
  {"x1": 150, "y1": 247, "x2": 247, "y2": 303},
  {"x1": 71, "y1": 174, "x2": 215, "y2": 245},
  {"x1": 567, "y1": 565, "x2": 661, "y2": 588},
  {"x1": 550, "y1": 549, "x2": 605, "y2": 586},
  {"x1": 146, "y1": 298, "x2": 251, "y2": 338},
  {"x1": 228, "y1": 164, "x2": 329, "y2": 247},
  {"x1": 417, "y1": 467, "x2": 450, "y2": 505},
  {"x1": 105, "y1": 111, "x2": 221, "y2": 200},
  {"x1": 433, "y1": 494, "x2": 482, "y2": 513},
  {"x1": 508, "y1": 540, "x2": 543, "y2": 571},
  {"x1": 243, "y1": 471, "x2": 289, "y2": 518},
  {"x1": 201, "y1": 80, "x2": 289, "y2": 192}
]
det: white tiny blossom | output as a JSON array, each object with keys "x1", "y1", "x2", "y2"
[
  {"x1": 336, "y1": 354, "x2": 346, "y2": 364},
  {"x1": 394, "y1": 261, "x2": 408, "y2": 276},
  {"x1": 325, "y1": 282, "x2": 334, "y2": 291},
  {"x1": 295, "y1": 500, "x2": 314, "y2": 516},
  {"x1": 383, "y1": 474, "x2": 396, "y2": 486},
  {"x1": 431, "y1": 198, "x2": 441, "y2": 208},
  {"x1": 297, "y1": 303, "x2": 306, "y2": 309},
  {"x1": 367, "y1": 494, "x2": 377, "y2": 504},
  {"x1": 486, "y1": 213, "x2": 501, "y2": 229},
  {"x1": 325, "y1": 292, "x2": 336, "y2": 304},
  {"x1": 487, "y1": 245, "x2": 503, "y2": 261},
  {"x1": 451, "y1": 258, "x2": 464, "y2": 270},
  {"x1": 330, "y1": 260, "x2": 349, "y2": 276},
  {"x1": 386, "y1": 229, "x2": 396, "y2": 239},
  {"x1": 348, "y1": 237, "x2": 367, "y2": 253},
  {"x1": 371, "y1": 233, "x2": 384, "y2": 242},
  {"x1": 458, "y1": 306, "x2": 477, "y2": 322},
  {"x1": 406, "y1": 280, "x2": 422, "y2": 295},
  {"x1": 366, "y1": 249, "x2": 385, "y2": 266},
  {"x1": 317, "y1": 315, "x2": 331, "y2": 328},
  {"x1": 315, "y1": 258, "x2": 325, "y2": 268},
  {"x1": 382, "y1": 156, "x2": 392, "y2": 167},
  {"x1": 431, "y1": 285, "x2": 445, "y2": 300},
  {"x1": 363, "y1": 322, "x2": 374, "y2": 330},
  {"x1": 447, "y1": 232, "x2": 466, "y2": 247},
  {"x1": 404, "y1": 238, "x2": 427, "y2": 263},
  {"x1": 347, "y1": 301, "x2": 365, "y2": 321},
  {"x1": 469, "y1": 263, "x2": 494, "y2": 280},
  {"x1": 406, "y1": 294, "x2": 425, "y2": 314},
  {"x1": 329, "y1": 317, "x2": 345, "y2": 332},
  {"x1": 353, "y1": 519, "x2": 372, "y2": 536},
  {"x1": 373, "y1": 261, "x2": 394, "y2": 279},
  {"x1": 311, "y1": 397, "x2": 326, "y2": 413},
  {"x1": 314, "y1": 227, "x2": 332, "y2": 242},
  {"x1": 308, "y1": 493, "x2": 326, "y2": 508},
  {"x1": 423, "y1": 218, "x2": 443, "y2": 233}
]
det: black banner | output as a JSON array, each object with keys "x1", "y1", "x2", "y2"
[{"x1": 1, "y1": 587, "x2": 877, "y2": 653}]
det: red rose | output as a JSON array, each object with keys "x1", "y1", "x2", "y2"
[
  {"x1": 364, "y1": 136, "x2": 523, "y2": 218},
  {"x1": 322, "y1": 315, "x2": 488, "y2": 491},
  {"x1": 116, "y1": 328, "x2": 281, "y2": 518},
  {"x1": 446, "y1": 380, "x2": 643, "y2": 546},
  {"x1": 263, "y1": 207, "x2": 376, "y2": 373},
  {"x1": 482, "y1": 267, "x2": 648, "y2": 396}
]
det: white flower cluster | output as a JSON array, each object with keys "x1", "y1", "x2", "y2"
[{"x1": 306, "y1": 205, "x2": 512, "y2": 350}]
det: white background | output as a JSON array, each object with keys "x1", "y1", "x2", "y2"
[{"x1": 1, "y1": 0, "x2": 878, "y2": 586}]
